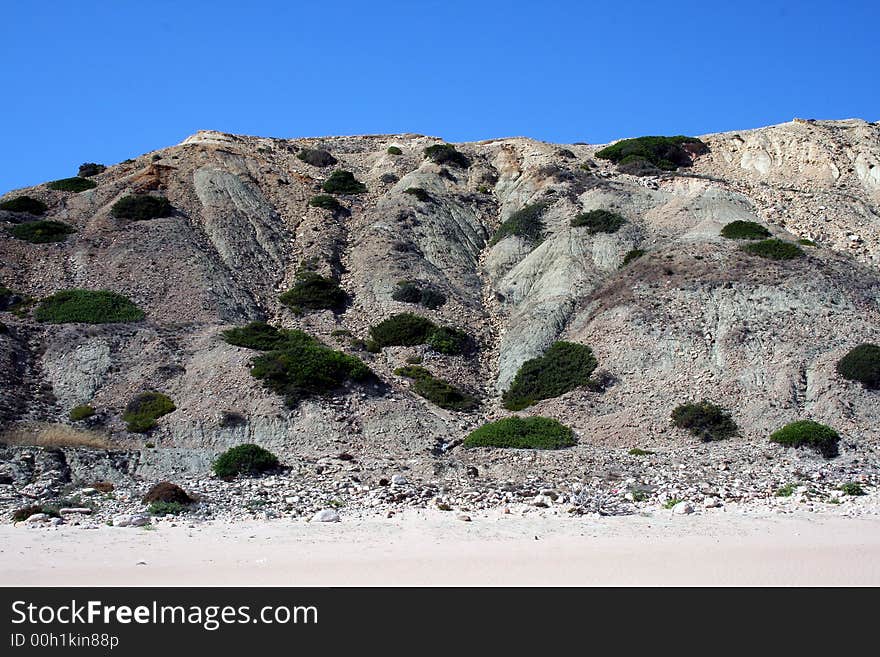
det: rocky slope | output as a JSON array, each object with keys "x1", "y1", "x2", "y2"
[{"x1": 1, "y1": 118, "x2": 879, "y2": 486}]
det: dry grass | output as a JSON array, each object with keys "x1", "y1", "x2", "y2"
[{"x1": 0, "y1": 423, "x2": 115, "y2": 449}]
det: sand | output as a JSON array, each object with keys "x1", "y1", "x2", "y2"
[{"x1": 2, "y1": 508, "x2": 880, "y2": 586}]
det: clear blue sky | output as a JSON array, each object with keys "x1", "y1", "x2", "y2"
[{"x1": 1, "y1": 0, "x2": 877, "y2": 193}]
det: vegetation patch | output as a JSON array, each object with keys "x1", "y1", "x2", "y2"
[
  {"x1": 222, "y1": 322, "x2": 289, "y2": 350},
  {"x1": 143, "y1": 481, "x2": 194, "y2": 504},
  {"x1": 123, "y1": 392, "x2": 176, "y2": 433},
  {"x1": 12, "y1": 505, "x2": 61, "y2": 521},
  {"x1": 595, "y1": 135, "x2": 708, "y2": 170},
  {"x1": 279, "y1": 272, "x2": 346, "y2": 313},
  {"x1": 424, "y1": 144, "x2": 469, "y2": 168},
  {"x1": 797, "y1": 238, "x2": 818, "y2": 247},
  {"x1": 212, "y1": 443, "x2": 279, "y2": 478},
  {"x1": 369, "y1": 313, "x2": 437, "y2": 348},
  {"x1": 394, "y1": 366, "x2": 478, "y2": 411},
  {"x1": 769, "y1": 420, "x2": 840, "y2": 458},
  {"x1": 391, "y1": 281, "x2": 446, "y2": 309},
  {"x1": 0, "y1": 196, "x2": 47, "y2": 215},
  {"x1": 571, "y1": 209, "x2": 626, "y2": 234},
  {"x1": 297, "y1": 148, "x2": 337, "y2": 167},
  {"x1": 426, "y1": 325, "x2": 471, "y2": 355},
  {"x1": 836, "y1": 343, "x2": 880, "y2": 389},
  {"x1": 720, "y1": 220, "x2": 771, "y2": 240},
  {"x1": 463, "y1": 416, "x2": 575, "y2": 450},
  {"x1": 46, "y1": 177, "x2": 97, "y2": 192},
  {"x1": 111, "y1": 194, "x2": 173, "y2": 220},
  {"x1": 386, "y1": 146, "x2": 403, "y2": 155},
  {"x1": 403, "y1": 187, "x2": 431, "y2": 202},
  {"x1": 628, "y1": 447, "x2": 655, "y2": 456},
  {"x1": 322, "y1": 170, "x2": 367, "y2": 194},
  {"x1": 68, "y1": 405, "x2": 95, "y2": 422},
  {"x1": 35, "y1": 289, "x2": 145, "y2": 324},
  {"x1": 502, "y1": 341, "x2": 597, "y2": 411},
  {"x1": 489, "y1": 201, "x2": 549, "y2": 246},
  {"x1": 621, "y1": 248, "x2": 645, "y2": 266},
  {"x1": 839, "y1": 482, "x2": 865, "y2": 496},
  {"x1": 78, "y1": 163, "x2": 106, "y2": 177},
  {"x1": 670, "y1": 400, "x2": 737, "y2": 442},
  {"x1": 741, "y1": 239, "x2": 805, "y2": 260},
  {"x1": 775, "y1": 483, "x2": 796, "y2": 497},
  {"x1": 309, "y1": 194, "x2": 341, "y2": 211},
  {"x1": 148, "y1": 501, "x2": 189, "y2": 515},
  {"x1": 7, "y1": 220, "x2": 75, "y2": 244}
]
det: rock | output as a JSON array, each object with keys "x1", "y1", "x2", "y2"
[
  {"x1": 378, "y1": 478, "x2": 389, "y2": 487},
  {"x1": 466, "y1": 466, "x2": 479, "y2": 478},
  {"x1": 59, "y1": 507, "x2": 93, "y2": 515},
  {"x1": 435, "y1": 502, "x2": 452, "y2": 511},
  {"x1": 456, "y1": 514, "x2": 472, "y2": 522},
  {"x1": 24, "y1": 513, "x2": 49, "y2": 523},
  {"x1": 391, "y1": 474, "x2": 407, "y2": 486},
  {"x1": 672, "y1": 501, "x2": 694, "y2": 515},
  {"x1": 703, "y1": 497, "x2": 722, "y2": 508},
  {"x1": 311, "y1": 509, "x2": 340, "y2": 523},
  {"x1": 113, "y1": 513, "x2": 150, "y2": 527}
]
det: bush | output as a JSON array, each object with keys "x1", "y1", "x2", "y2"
[
  {"x1": 69, "y1": 405, "x2": 95, "y2": 422},
  {"x1": 148, "y1": 501, "x2": 189, "y2": 515},
  {"x1": 246, "y1": 329, "x2": 372, "y2": 406},
  {"x1": 595, "y1": 136, "x2": 708, "y2": 169},
  {"x1": 621, "y1": 248, "x2": 645, "y2": 266},
  {"x1": 212, "y1": 443, "x2": 279, "y2": 478},
  {"x1": 836, "y1": 343, "x2": 880, "y2": 389},
  {"x1": 463, "y1": 416, "x2": 575, "y2": 449},
  {"x1": 741, "y1": 239, "x2": 805, "y2": 260},
  {"x1": 628, "y1": 448, "x2": 655, "y2": 456},
  {"x1": 404, "y1": 187, "x2": 431, "y2": 202},
  {"x1": 309, "y1": 194, "x2": 341, "y2": 211},
  {"x1": 426, "y1": 325, "x2": 471, "y2": 355},
  {"x1": 279, "y1": 272, "x2": 346, "y2": 313},
  {"x1": 78, "y1": 163, "x2": 106, "y2": 177},
  {"x1": 394, "y1": 366, "x2": 478, "y2": 411},
  {"x1": 35, "y1": 289, "x2": 145, "y2": 324},
  {"x1": 775, "y1": 483, "x2": 796, "y2": 497},
  {"x1": 369, "y1": 313, "x2": 437, "y2": 348},
  {"x1": 502, "y1": 342, "x2": 597, "y2": 410},
  {"x1": 571, "y1": 209, "x2": 626, "y2": 234},
  {"x1": 123, "y1": 392, "x2": 176, "y2": 433},
  {"x1": 769, "y1": 420, "x2": 840, "y2": 458},
  {"x1": 489, "y1": 201, "x2": 549, "y2": 246},
  {"x1": 387, "y1": 146, "x2": 403, "y2": 155},
  {"x1": 322, "y1": 170, "x2": 367, "y2": 194},
  {"x1": 798, "y1": 238, "x2": 818, "y2": 247},
  {"x1": 7, "y1": 220, "x2": 75, "y2": 243},
  {"x1": 839, "y1": 482, "x2": 865, "y2": 496},
  {"x1": 720, "y1": 220, "x2": 771, "y2": 240},
  {"x1": 143, "y1": 481, "x2": 194, "y2": 504},
  {"x1": 297, "y1": 148, "x2": 337, "y2": 167},
  {"x1": 111, "y1": 194, "x2": 173, "y2": 220},
  {"x1": 222, "y1": 322, "x2": 289, "y2": 350},
  {"x1": 391, "y1": 281, "x2": 446, "y2": 309},
  {"x1": 47, "y1": 177, "x2": 97, "y2": 192},
  {"x1": 12, "y1": 505, "x2": 61, "y2": 521},
  {"x1": 424, "y1": 144, "x2": 469, "y2": 168},
  {"x1": 670, "y1": 400, "x2": 737, "y2": 442},
  {"x1": 0, "y1": 195, "x2": 47, "y2": 215}
]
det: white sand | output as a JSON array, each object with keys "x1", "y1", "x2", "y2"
[{"x1": 2, "y1": 509, "x2": 880, "y2": 586}]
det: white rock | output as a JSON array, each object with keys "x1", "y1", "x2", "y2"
[
  {"x1": 113, "y1": 513, "x2": 150, "y2": 527},
  {"x1": 24, "y1": 513, "x2": 49, "y2": 523},
  {"x1": 672, "y1": 501, "x2": 694, "y2": 515},
  {"x1": 456, "y1": 514, "x2": 472, "y2": 522},
  {"x1": 60, "y1": 507, "x2": 93, "y2": 515},
  {"x1": 703, "y1": 497, "x2": 722, "y2": 508},
  {"x1": 311, "y1": 509, "x2": 340, "y2": 523},
  {"x1": 391, "y1": 474, "x2": 407, "y2": 486}
]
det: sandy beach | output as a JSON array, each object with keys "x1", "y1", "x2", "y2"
[{"x1": 3, "y1": 508, "x2": 879, "y2": 586}]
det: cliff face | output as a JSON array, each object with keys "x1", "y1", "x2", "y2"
[{"x1": 1, "y1": 119, "x2": 879, "y2": 471}]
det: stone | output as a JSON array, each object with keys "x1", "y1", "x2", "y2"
[
  {"x1": 113, "y1": 513, "x2": 150, "y2": 527},
  {"x1": 311, "y1": 509, "x2": 340, "y2": 523},
  {"x1": 456, "y1": 514, "x2": 472, "y2": 522},
  {"x1": 672, "y1": 501, "x2": 694, "y2": 515},
  {"x1": 59, "y1": 507, "x2": 93, "y2": 515},
  {"x1": 24, "y1": 513, "x2": 49, "y2": 523},
  {"x1": 391, "y1": 474, "x2": 407, "y2": 486},
  {"x1": 703, "y1": 497, "x2": 722, "y2": 508}
]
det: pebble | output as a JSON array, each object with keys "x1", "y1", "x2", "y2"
[
  {"x1": 672, "y1": 501, "x2": 695, "y2": 515},
  {"x1": 311, "y1": 509, "x2": 340, "y2": 523}
]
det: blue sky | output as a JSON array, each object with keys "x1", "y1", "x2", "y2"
[{"x1": 1, "y1": 0, "x2": 877, "y2": 193}]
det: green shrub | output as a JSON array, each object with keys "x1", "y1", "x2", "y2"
[
  {"x1": 769, "y1": 420, "x2": 840, "y2": 458},
  {"x1": 502, "y1": 341, "x2": 597, "y2": 411},
  {"x1": 797, "y1": 238, "x2": 818, "y2": 247},
  {"x1": 621, "y1": 248, "x2": 645, "y2": 266},
  {"x1": 489, "y1": 201, "x2": 549, "y2": 246},
  {"x1": 143, "y1": 481, "x2": 193, "y2": 504},
  {"x1": 69, "y1": 405, "x2": 95, "y2": 421},
  {"x1": 222, "y1": 322, "x2": 288, "y2": 350},
  {"x1": 463, "y1": 416, "x2": 575, "y2": 449},
  {"x1": 394, "y1": 366, "x2": 478, "y2": 411},
  {"x1": 836, "y1": 343, "x2": 880, "y2": 389},
  {"x1": 111, "y1": 194, "x2": 173, "y2": 220},
  {"x1": 628, "y1": 448, "x2": 655, "y2": 456},
  {"x1": 279, "y1": 272, "x2": 346, "y2": 313},
  {"x1": 322, "y1": 170, "x2": 367, "y2": 194},
  {"x1": 35, "y1": 289, "x2": 145, "y2": 324},
  {"x1": 369, "y1": 313, "x2": 437, "y2": 348},
  {"x1": 0, "y1": 195, "x2": 47, "y2": 215},
  {"x1": 424, "y1": 144, "x2": 469, "y2": 168},
  {"x1": 78, "y1": 163, "x2": 106, "y2": 177},
  {"x1": 391, "y1": 281, "x2": 446, "y2": 309},
  {"x1": 571, "y1": 209, "x2": 626, "y2": 234},
  {"x1": 246, "y1": 329, "x2": 372, "y2": 406},
  {"x1": 213, "y1": 443, "x2": 279, "y2": 478},
  {"x1": 839, "y1": 482, "x2": 865, "y2": 496},
  {"x1": 12, "y1": 505, "x2": 61, "y2": 521},
  {"x1": 309, "y1": 194, "x2": 342, "y2": 211},
  {"x1": 148, "y1": 501, "x2": 189, "y2": 515},
  {"x1": 720, "y1": 220, "x2": 771, "y2": 240},
  {"x1": 670, "y1": 400, "x2": 737, "y2": 442},
  {"x1": 595, "y1": 136, "x2": 707, "y2": 170},
  {"x1": 387, "y1": 146, "x2": 403, "y2": 155},
  {"x1": 297, "y1": 148, "x2": 337, "y2": 167},
  {"x1": 123, "y1": 392, "x2": 176, "y2": 433},
  {"x1": 7, "y1": 220, "x2": 75, "y2": 243},
  {"x1": 46, "y1": 177, "x2": 97, "y2": 192},
  {"x1": 426, "y1": 325, "x2": 471, "y2": 355},
  {"x1": 741, "y1": 239, "x2": 805, "y2": 260},
  {"x1": 404, "y1": 187, "x2": 431, "y2": 202},
  {"x1": 775, "y1": 483, "x2": 796, "y2": 497}
]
